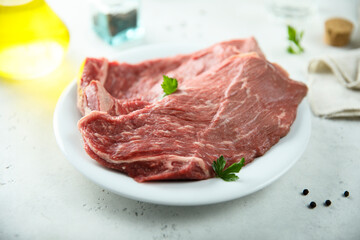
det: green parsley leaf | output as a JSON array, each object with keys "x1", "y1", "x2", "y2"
[
  {"x1": 221, "y1": 173, "x2": 239, "y2": 182},
  {"x1": 287, "y1": 46, "x2": 296, "y2": 54},
  {"x1": 212, "y1": 156, "x2": 245, "y2": 182},
  {"x1": 161, "y1": 75, "x2": 178, "y2": 96},
  {"x1": 212, "y1": 155, "x2": 226, "y2": 174},
  {"x1": 299, "y1": 30, "x2": 304, "y2": 40},
  {"x1": 287, "y1": 25, "x2": 297, "y2": 42},
  {"x1": 287, "y1": 25, "x2": 305, "y2": 55}
]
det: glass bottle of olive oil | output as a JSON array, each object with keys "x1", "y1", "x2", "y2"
[{"x1": 0, "y1": 0, "x2": 70, "y2": 81}]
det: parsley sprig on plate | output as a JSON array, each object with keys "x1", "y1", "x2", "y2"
[
  {"x1": 212, "y1": 156, "x2": 245, "y2": 182},
  {"x1": 161, "y1": 75, "x2": 178, "y2": 97}
]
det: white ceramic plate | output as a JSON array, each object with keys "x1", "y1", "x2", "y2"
[{"x1": 53, "y1": 44, "x2": 311, "y2": 206}]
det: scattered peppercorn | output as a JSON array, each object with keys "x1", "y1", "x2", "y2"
[
  {"x1": 302, "y1": 189, "x2": 309, "y2": 195},
  {"x1": 309, "y1": 201, "x2": 316, "y2": 209},
  {"x1": 324, "y1": 200, "x2": 331, "y2": 206},
  {"x1": 344, "y1": 191, "x2": 349, "y2": 197}
]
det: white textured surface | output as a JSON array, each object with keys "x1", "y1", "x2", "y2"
[{"x1": 1, "y1": 0, "x2": 360, "y2": 239}]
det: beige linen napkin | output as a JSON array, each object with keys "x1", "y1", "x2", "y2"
[{"x1": 308, "y1": 49, "x2": 360, "y2": 118}]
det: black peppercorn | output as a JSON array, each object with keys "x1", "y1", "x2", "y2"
[
  {"x1": 344, "y1": 191, "x2": 349, "y2": 197},
  {"x1": 309, "y1": 201, "x2": 316, "y2": 209},
  {"x1": 302, "y1": 189, "x2": 309, "y2": 195},
  {"x1": 324, "y1": 200, "x2": 331, "y2": 206}
]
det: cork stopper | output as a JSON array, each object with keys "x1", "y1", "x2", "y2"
[{"x1": 324, "y1": 18, "x2": 353, "y2": 47}]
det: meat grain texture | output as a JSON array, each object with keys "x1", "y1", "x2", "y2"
[{"x1": 77, "y1": 37, "x2": 307, "y2": 182}]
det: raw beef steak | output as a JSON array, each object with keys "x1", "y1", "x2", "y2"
[
  {"x1": 77, "y1": 37, "x2": 264, "y2": 116},
  {"x1": 78, "y1": 52, "x2": 307, "y2": 182}
]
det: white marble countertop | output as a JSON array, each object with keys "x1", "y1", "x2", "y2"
[{"x1": 1, "y1": 0, "x2": 360, "y2": 239}]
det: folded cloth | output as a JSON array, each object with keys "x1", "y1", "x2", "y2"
[{"x1": 308, "y1": 49, "x2": 360, "y2": 118}]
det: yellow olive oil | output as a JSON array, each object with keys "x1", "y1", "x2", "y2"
[{"x1": 0, "y1": 0, "x2": 70, "y2": 81}]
